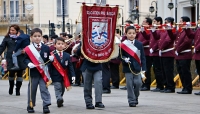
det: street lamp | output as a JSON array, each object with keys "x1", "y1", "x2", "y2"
[
  {"x1": 149, "y1": 1, "x2": 157, "y2": 17},
  {"x1": 190, "y1": 0, "x2": 197, "y2": 6},
  {"x1": 168, "y1": 2, "x2": 174, "y2": 10},
  {"x1": 131, "y1": 7, "x2": 139, "y2": 24}
]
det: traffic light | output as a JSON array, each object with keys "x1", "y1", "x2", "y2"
[
  {"x1": 66, "y1": 23, "x2": 70, "y2": 33},
  {"x1": 50, "y1": 23, "x2": 56, "y2": 36}
]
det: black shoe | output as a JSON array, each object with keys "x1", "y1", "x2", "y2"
[
  {"x1": 103, "y1": 89, "x2": 111, "y2": 94},
  {"x1": 10, "y1": 66, "x2": 20, "y2": 70},
  {"x1": 135, "y1": 98, "x2": 138, "y2": 105},
  {"x1": 177, "y1": 90, "x2": 192, "y2": 94},
  {"x1": 95, "y1": 102, "x2": 105, "y2": 108},
  {"x1": 57, "y1": 99, "x2": 64, "y2": 107},
  {"x1": 194, "y1": 92, "x2": 200, "y2": 95},
  {"x1": 79, "y1": 83, "x2": 84, "y2": 87},
  {"x1": 140, "y1": 87, "x2": 150, "y2": 91},
  {"x1": 129, "y1": 103, "x2": 136, "y2": 107},
  {"x1": 27, "y1": 106, "x2": 35, "y2": 113},
  {"x1": 120, "y1": 86, "x2": 127, "y2": 90},
  {"x1": 43, "y1": 106, "x2": 50, "y2": 113},
  {"x1": 110, "y1": 86, "x2": 119, "y2": 89},
  {"x1": 72, "y1": 83, "x2": 80, "y2": 86},
  {"x1": 162, "y1": 89, "x2": 175, "y2": 93},
  {"x1": 86, "y1": 104, "x2": 95, "y2": 109},
  {"x1": 151, "y1": 88, "x2": 163, "y2": 92}
]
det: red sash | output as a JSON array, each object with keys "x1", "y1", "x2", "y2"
[
  {"x1": 51, "y1": 52, "x2": 71, "y2": 89},
  {"x1": 24, "y1": 46, "x2": 49, "y2": 84},
  {"x1": 119, "y1": 42, "x2": 142, "y2": 66}
]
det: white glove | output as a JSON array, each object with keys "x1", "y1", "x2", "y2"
[
  {"x1": 151, "y1": 27, "x2": 156, "y2": 32},
  {"x1": 140, "y1": 27, "x2": 144, "y2": 32},
  {"x1": 72, "y1": 77, "x2": 76, "y2": 84},
  {"x1": 124, "y1": 57, "x2": 131, "y2": 63},
  {"x1": 49, "y1": 55, "x2": 54, "y2": 62},
  {"x1": 186, "y1": 22, "x2": 191, "y2": 29},
  {"x1": 166, "y1": 23, "x2": 171, "y2": 29},
  {"x1": 175, "y1": 51, "x2": 178, "y2": 56},
  {"x1": 194, "y1": 48, "x2": 196, "y2": 53},
  {"x1": 28, "y1": 63, "x2": 36, "y2": 69},
  {"x1": 159, "y1": 50, "x2": 162, "y2": 56},
  {"x1": 39, "y1": 64, "x2": 43, "y2": 69},
  {"x1": 150, "y1": 48, "x2": 153, "y2": 54}
]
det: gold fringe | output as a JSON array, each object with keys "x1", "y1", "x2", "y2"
[
  {"x1": 46, "y1": 80, "x2": 52, "y2": 87},
  {"x1": 66, "y1": 86, "x2": 72, "y2": 91},
  {"x1": 29, "y1": 101, "x2": 33, "y2": 108}
]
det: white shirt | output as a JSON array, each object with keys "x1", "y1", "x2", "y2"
[
  {"x1": 128, "y1": 39, "x2": 135, "y2": 45},
  {"x1": 33, "y1": 42, "x2": 42, "y2": 48},
  {"x1": 56, "y1": 50, "x2": 63, "y2": 57}
]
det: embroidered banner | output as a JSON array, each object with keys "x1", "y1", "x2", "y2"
[{"x1": 81, "y1": 4, "x2": 118, "y2": 63}]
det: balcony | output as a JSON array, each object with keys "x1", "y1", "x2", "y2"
[{"x1": 0, "y1": 13, "x2": 33, "y2": 25}]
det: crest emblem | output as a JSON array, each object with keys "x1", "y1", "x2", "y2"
[
  {"x1": 44, "y1": 52, "x2": 47, "y2": 58},
  {"x1": 65, "y1": 61, "x2": 68, "y2": 66}
]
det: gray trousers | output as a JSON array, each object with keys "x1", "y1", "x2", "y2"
[
  {"x1": 125, "y1": 73, "x2": 142, "y2": 104},
  {"x1": 83, "y1": 69, "x2": 102, "y2": 105},
  {"x1": 12, "y1": 49, "x2": 22, "y2": 67},
  {"x1": 27, "y1": 76, "x2": 51, "y2": 107},
  {"x1": 53, "y1": 82, "x2": 65, "y2": 101}
]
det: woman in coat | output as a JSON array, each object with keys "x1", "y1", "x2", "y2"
[{"x1": 0, "y1": 24, "x2": 27, "y2": 96}]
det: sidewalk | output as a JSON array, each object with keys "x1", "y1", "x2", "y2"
[{"x1": 0, "y1": 80, "x2": 200, "y2": 114}]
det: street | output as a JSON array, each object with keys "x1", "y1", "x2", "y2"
[{"x1": 0, "y1": 80, "x2": 200, "y2": 114}]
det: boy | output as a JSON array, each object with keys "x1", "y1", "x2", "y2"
[
  {"x1": 49, "y1": 37, "x2": 75, "y2": 107},
  {"x1": 24, "y1": 28, "x2": 54, "y2": 113},
  {"x1": 11, "y1": 30, "x2": 30, "y2": 70},
  {"x1": 120, "y1": 26, "x2": 146, "y2": 107}
]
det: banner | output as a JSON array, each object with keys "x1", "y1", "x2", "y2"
[{"x1": 81, "y1": 5, "x2": 118, "y2": 63}]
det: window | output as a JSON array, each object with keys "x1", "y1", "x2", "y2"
[
  {"x1": 129, "y1": 0, "x2": 134, "y2": 11},
  {"x1": 3, "y1": 0, "x2": 6, "y2": 17},
  {"x1": 96, "y1": 0, "x2": 106, "y2": 5},
  {"x1": 57, "y1": 0, "x2": 68, "y2": 16},
  {"x1": 10, "y1": 0, "x2": 19, "y2": 17}
]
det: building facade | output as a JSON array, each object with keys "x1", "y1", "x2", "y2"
[
  {"x1": 157, "y1": 0, "x2": 199, "y2": 23},
  {"x1": 0, "y1": 0, "x2": 156, "y2": 37}
]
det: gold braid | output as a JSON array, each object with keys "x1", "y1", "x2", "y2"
[{"x1": 119, "y1": 43, "x2": 141, "y2": 76}]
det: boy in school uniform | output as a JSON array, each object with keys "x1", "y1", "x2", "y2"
[
  {"x1": 48, "y1": 37, "x2": 75, "y2": 107},
  {"x1": 24, "y1": 28, "x2": 54, "y2": 113},
  {"x1": 120, "y1": 26, "x2": 146, "y2": 107}
]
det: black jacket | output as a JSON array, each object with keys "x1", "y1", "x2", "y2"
[
  {"x1": 24, "y1": 44, "x2": 50, "y2": 77},
  {"x1": 0, "y1": 36, "x2": 26, "y2": 70},
  {"x1": 49, "y1": 51, "x2": 75, "y2": 82},
  {"x1": 76, "y1": 43, "x2": 102, "y2": 72}
]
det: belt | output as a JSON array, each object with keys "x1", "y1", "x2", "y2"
[
  {"x1": 180, "y1": 49, "x2": 191, "y2": 53},
  {"x1": 143, "y1": 45, "x2": 149, "y2": 48},
  {"x1": 161, "y1": 48, "x2": 174, "y2": 53}
]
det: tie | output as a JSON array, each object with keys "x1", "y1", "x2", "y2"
[
  {"x1": 36, "y1": 44, "x2": 41, "y2": 51},
  {"x1": 59, "y1": 52, "x2": 62, "y2": 60}
]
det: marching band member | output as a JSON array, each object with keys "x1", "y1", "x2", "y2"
[
  {"x1": 185, "y1": 19, "x2": 200, "y2": 95},
  {"x1": 76, "y1": 43, "x2": 105, "y2": 109},
  {"x1": 169, "y1": 16, "x2": 193, "y2": 94},
  {"x1": 138, "y1": 17, "x2": 153, "y2": 91},
  {"x1": 156, "y1": 17, "x2": 176, "y2": 93},
  {"x1": 24, "y1": 28, "x2": 53, "y2": 113},
  {"x1": 120, "y1": 26, "x2": 146, "y2": 107},
  {"x1": 49, "y1": 37, "x2": 75, "y2": 107},
  {"x1": 150, "y1": 17, "x2": 165, "y2": 92}
]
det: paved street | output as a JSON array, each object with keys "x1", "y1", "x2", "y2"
[{"x1": 0, "y1": 80, "x2": 200, "y2": 114}]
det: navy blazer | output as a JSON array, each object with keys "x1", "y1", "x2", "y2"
[
  {"x1": 121, "y1": 40, "x2": 146, "y2": 73},
  {"x1": 49, "y1": 51, "x2": 75, "y2": 82},
  {"x1": 15, "y1": 34, "x2": 30, "y2": 52},
  {"x1": 24, "y1": 43, "x2": 50, "y2": 77},
  {"x1": 76, "y1": 43, "x2": 102, "y2": 72}
]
